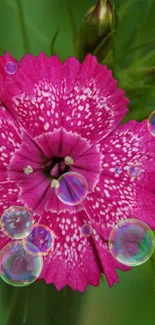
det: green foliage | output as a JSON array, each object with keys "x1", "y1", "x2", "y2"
[{"x1": 0, "y1": 1, "x2": 155, "y2": 325}]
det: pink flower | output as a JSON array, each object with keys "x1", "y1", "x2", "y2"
[{"x1": 0, "y1": 52, "x2": 155, "y2": 291}]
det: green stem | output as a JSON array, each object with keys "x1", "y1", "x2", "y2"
[
  {"x1": 4, "y1": 288, "x2": 19, "y2": 325},
  {"x1": 51, "y1": 29, "x2": 60, "y2": 55},
  {"x1": 150, "y1": 253, "x2": 155, "y2": 292},
  {"x1": 100, "y1": 50, "x2": 113, "y2": 64},
  {"x1": 23, "y1": 286, "x2": 32, "y2": 323},
  {"x1": 16, "y1": 0, "x2": 30, "y2": 53}
]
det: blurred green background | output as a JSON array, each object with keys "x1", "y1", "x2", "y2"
[{"x1": 0, "y1": 0, "x2": 155, "y2": 324}]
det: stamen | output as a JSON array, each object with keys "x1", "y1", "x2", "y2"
[
  {"x1": 23, "y1": 165, "x2": 33, "y2": 175},
  {"x1": 64, "y1": 156, "x2": 74, "y2": 166},
  {"x1": 51, "y1": 179, "x2": 60, "y2": 188}
]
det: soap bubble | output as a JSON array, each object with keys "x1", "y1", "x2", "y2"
[
  {"x1": 5, "y1": 61, "x2": 17, "y2": 75},
  {"x1": 1, "y1": 206, "x2": 34, "y2": 240},
  {"x1": 56, "y1": 172, "x2": 88, "y2": 206},
  {"x1": 80, "y1": 224, "x2": 93, "y2": 237},
  {"x1": 23, "y1": 224, "x2": 55, "y2": 256},
  {"x1": 0, "y1": 241, "x2": 43, "y2": 287},
  {"x1": 108, "y1": 219, "x2": 155, "y2": 266}
]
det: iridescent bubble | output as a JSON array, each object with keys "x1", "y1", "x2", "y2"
[
  {"x1": 128, "y1": 165, "x2": 141, "y2": 178},
  {"x1": 147, "y1": 111, "x2": 155, "y2": 137},
  {"x1": 0, "y1": 241, "x2": 43, "y2": 287},
  {"x1": 80, "y1": 224, "x2": 93, "y2": 237},
  {"x1": 1, "y1": 206, "x2": 34, "y2": 240},
  {"x1": 115, "y1": 167, "x2": 122, "y2": 175},
  {"x1": 5, "y1": 61, "x2": 17, "y2": 75},
  {"x1": 55, "y1": 172, "x2": 88, "y2": 206},
  {"x1": 23, "y1": 224, "x2": 55, "y2": 256},
  {"x1": 108, "y1": 219, "x2": 155, "y2": 266}
]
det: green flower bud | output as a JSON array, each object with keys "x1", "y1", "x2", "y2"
[{"x1": 74, "y1": 0, "x2": 115, "y2": 64}]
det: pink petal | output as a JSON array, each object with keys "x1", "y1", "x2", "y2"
[
  {"x1": 0, "y1": 103, "x2": 22, "y2": 182},
  {"x1": 100, "y1": 119, "x2": 155, "y2": 189},
  {"x1": 62, "y1": 55, "x2": 128, "y2": 143},
  {"x1": 8, "y1": 132, "x2": 46, "y2": 181},
  {"x1": 0, "y1": 53, "x2": 63, "y2": 138},
  {"x1": 1, "y1": 53, "x2": 128, "y2": 142},
  {"x1": 93, "y1": 237, "x2": 131, "y2": 287},
  {"x1": 39, "y1": 210, "x2": 101, "y2": 291},
  {"x1": 0, "y1": 182, "x2": 22, "y2": 251},
  {"x1": 83, "y1": 119, "x2": 155, "y2": 239},
  {"x1": 0, "y1": 183, "x2": 131, "y2": 290},
  {"x1": 0, "y1": 182, "x2": 21, "y2": 215},
  {"x1": 18, "y1": 171, "x2": 51, "y2": 214},
  {"x1": 0, "y1": 52, "x2": 17, "y2": 96}
]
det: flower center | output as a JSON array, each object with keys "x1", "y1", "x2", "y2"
[
  {"x1": 8, "y1": 129, "x2": 102, "y2": 214},
  {"x1": 43, "y1": 157, "x2": 70, "y2": 179}
]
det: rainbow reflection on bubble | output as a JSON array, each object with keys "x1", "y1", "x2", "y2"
[
  {"x1": 147, "y1": 111, "x2": 155, "y2": 137},
  {"x1": 55, "y1": 172, "x2": 88, "y2": 206},
  {"x1": 80, "y1": 224, "x2": 93, "y2": 237},
  {"x1": 108, "y1": 219, "x2": 155, "y2": 266},
  {"x1": 23, "y1": 224, "x2": 55, "y2": 256},
  {"x1": 5, "y1": 61, "x2": 17, "y2": 75},
  {"x1": 1, "y1": 206, "x2": 34, "y2": 240},
  {"x1": 0, "y1": 241, "x2": 43, "y2": 287}
]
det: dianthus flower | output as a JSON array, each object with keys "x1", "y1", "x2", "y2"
[{"x1": 0, "y1": 52, "x2": 155, "y2": 291}]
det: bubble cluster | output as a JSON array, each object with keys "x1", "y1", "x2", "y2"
[
  {"x1": 80, "y1": 224, "x2": 93, "y2": 237},
  {"x1": 108, "y1": 219, "x2": 155, "y2": 266},
  {"x1": 23, "y1": 224, "x2": 55, "y2": 256},
  {"x1": 128, "y1": 165, "x2": 141, "y2": 178},
  {"x1": 0, "y1": 241, "x2": 43, "y2": 287},
  {"x1": 5, "y1": 61, "x2": 17, "y2": 75},
  {"x1": 56, "y1": 172, "x2": 88, "y2": 206},
  {"x1": 1, "y1": 206, "x2": 34, "y2": 240},
  {"x1": 147, "y1": 111, "x2": 155, "y2": 137}
]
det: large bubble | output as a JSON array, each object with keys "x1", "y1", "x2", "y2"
[
  {"x1": 55, "y1": 172, "x2": 88, "y2": 206},
  {"x1": 108, "y1": 219, "x2": 155, "y2": 266},
  {"x1": 0, "y1": 241, "x2": 43, "y2": 287}
]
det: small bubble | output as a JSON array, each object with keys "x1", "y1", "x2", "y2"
[
  {"x1": 108, "y1": 219, "x2": 155, "y2": 266},
  {"x1": 80, "y1": 224, "x2": 93, "y2": 237},
  {"x1": 0, "y1": 241, "x2": 43, "y2": 287},
  {"x1": 5, "y1": 61, "x2": 17, "y2": 75},
  {"x1": 115, "y1": 167, "x2": 122, "y2": 175},
  {"x1": 128, "y1": 165, "x2": 141, "y2": 177},
  {"x1": 55, "y1": 172, "x2": 88, "y2": 206}
]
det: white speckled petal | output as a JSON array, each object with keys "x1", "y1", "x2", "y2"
[
  {"x1": 83, "y1": 120, "x2": 155, "y2": 238},
  {"x1": 39, "y1": 209, "x2": 101, "y2": 291},
  {"x1": 0, "y1": 54, "x2": 128, "y2": 143},
  {"x1": 0, "y1": 103, "x2": 22, "y2": 182}
]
